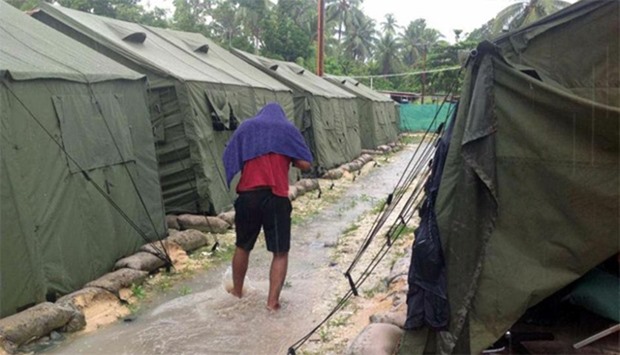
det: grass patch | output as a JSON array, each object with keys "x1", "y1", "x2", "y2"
[
  {"x1": 126, "y1": 303, "x2": 140, "y2": 314},
  {"x1": 319, "y1": 328, "x2": 331, "y2": 342},
  {"x1": 391, "y1": 224, "x2": 415, "y2": 240},
  {"x1": 328, "y1": 313, "x2": 352, "y2": 327},
  {"x1": 400, "y1": 134, "x2": 425, "y2": 145},
  {"x1": 157, "y1": 273, "x2": 173, "y2": 292},
  {"x1": 179, "y1": 285, "x2": 192, "y2": 296},
  {"x1": 342, "y1": 223, "x2": 359, "y2": 235},
  {"x1": 372, "y1": 198, "x2": 387, "y2": 214},
  {"x1": 363, "y1": 282, "x2": 384, "y2": 298},
  {"x1": 211, "y1": 243, "x2": 235, "y2": 262},
  {"x1": 131, "y1": 284, "x2": 146, "y2": 300}
]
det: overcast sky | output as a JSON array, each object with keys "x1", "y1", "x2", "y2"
[
  {"x1": 144, "y1": 0, "x2": 578, "y2": 44},
  {"x1": 362, "y1": 0, "x2": 577, "y2": 43}
]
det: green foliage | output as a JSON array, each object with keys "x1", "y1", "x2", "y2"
[
  {"x1": 13, "y1": 0, "x2": 563, "y2": 95},
  {"x1": 372, "y1": 198, "x2": 387, "y2": 214},
  {"x1": 54, "y1": 0, "x2": 170, "y2": 27},
  {"x1": 261, "y1": 12, "x2": 312, "y2": 61},
  {"x1": 172, "y1": 0, "x2": 210, "y2": 34},
  {"x1": 179, "y1": 285, "x2": 192, "y2": 296},
  {"x1": 342, "y1": 223, "x2": 359, "y2": 235},
  {"x1": 5, "y1": 0, "x2": 42, "y2": 11},
  {"x1": 131, "y1": 283, "x2": 146, "y2": 300}
]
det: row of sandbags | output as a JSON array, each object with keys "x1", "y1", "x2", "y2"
[
  {"x1": 0, "y1": 178, "x2": 325, "y2": 354},
  {"x1": 0, "y1": 229, "x2": 214, "y2": 354},
  {"x1": 164, "y1": 178, "x2": 322, "y2": 233},
  {"x1": 0, "y1": 152, "x2": 385, "y2": 354}
]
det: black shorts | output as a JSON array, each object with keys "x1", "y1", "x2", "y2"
[{"x1": 234, "y1": 189, "x2": 292, "y2": 253}]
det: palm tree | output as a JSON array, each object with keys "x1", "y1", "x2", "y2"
[
  {"x1": 401, "y1": 19, "x2": 442, "y2": 67},
  {"x1": 491, "y1": 0, "x2": 571, "y2": 33},
  {"x1": 236, "y1": 0, "x2": 273, "y2": 51},
  {"x1": 342, "y1": 14, "x2": 377, "y2": 62},
  {"x1": 381, "y1": 13, "x2": 398, "y2": 36},
  {"x1": 325, "y1": 0, "x2": 363, "y2": 44},
  {"x1": 209, "y1": 0, "x2": 241, "y2": 47},
  {"x1": 374, "y1": 32, "x2": 401, "y2": 75},
  {"x1": 453, "y1": 29, "x2": 463, "y2": 43}
]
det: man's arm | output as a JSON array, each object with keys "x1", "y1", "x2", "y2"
[{"x1": 293, "y1": 159, "x2": 312, "y2": 172}]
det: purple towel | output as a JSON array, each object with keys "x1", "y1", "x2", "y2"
[{"x1": 222, "y1": 102, "x2": 313, "y2": 186}]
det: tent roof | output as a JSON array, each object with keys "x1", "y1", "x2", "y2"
[
  {"x1": 232, "y1": 49, "x2": 356, "y2": 99},
  {"x1": 492, "y1": 0, "x2": 618, "y2": 105},
  {"x1": 146, "y1": 27, "x2": 292, "y2": 92},
  {"x1": 0, "y1": 0, "x2": 142, "y2": 83},
  {"x1": 325, "y1": 75, "x2": 394, "y2": 102},
  {"x1": 36, "y1": 3, "x2": 283, "y2": 89}
]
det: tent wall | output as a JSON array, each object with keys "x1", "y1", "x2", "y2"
[
  {"x1": 324, "y1": 76, "x2": 399, "y2": 148},
  {"x1": 304, "y1": 96, "x2": 361, "y2": 170},
  {"x1": 33, "y1": 6, "x2": 297, "y2": 215},
  {"x1": 373, "y1": 101, "x2": 399, "y2": 145},
  {"x1": 433, "y1": 53, "x2": 619, "y2": 354},
  {"x1": 404, "y1": 2, "x2": 620, "y2": 353},
  {"x1": 0, "y1": 79, "x2": 165, "y2": 318}
]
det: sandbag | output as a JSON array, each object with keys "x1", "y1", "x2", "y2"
[
  {"x1": 0, "y1": 302, "x2": 77, "y2": 351},
  {"x1": 361, "y1": 149, "x2": 381, "y2": 155},
  {"x1": 139, "y1": 240, "x2": 178, "y2": 257},
  {"x1": 85, "y1": 268, "x2": 148, "y2": 294},
  {"x1": 165, "y1": 229, "x2": 209, "y2": 252},
  {"x1": 370, "y1": 308, "x2": 407, "y2": 328},
  {"x1": 346, "y1": 323, "x2": 404, "y2": 355},
  {"x1": 299, "y1": 179, "x2": 319, "y2": 192},
  {"x1": 58, "y1": 287, "x2": 128, "y2": 335},
  {"x1": 217, "y1": 211, "x2": 235, "y2": 227},
  {"x1": 322, "y1": 168, "x2": 344, "y2": 180},
  {"x1": 345, "y1": 161, "x2": 363, "y2": 173},
  {"x1": 388, "y1": 255, "x2": 410, "y2": 284},
  {"x1": 293, "y1": 183, "x2": 307, "y2": 196},
  {"x1": 288, "y1": 186, "x2": 298, "y2": 201},
  {"x1": 165, "y1": 215, "x2": 180, "y2": 230},
  {"x1": 359, "y1": 154, "x2": 374, "y2": 164},
  {"x1": 114, "y1": 252, "x2": 166, "y2": 272},
  {"x1": 377, "y1": 145, "x2": 392, "y2": 153},
  {"x1": 177, "y1": 214, "x2": 229, "y2": 234}
]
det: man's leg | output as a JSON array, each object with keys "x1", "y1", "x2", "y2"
[
  {"x1": 267, "y1": 251, "x2": 288, "y2": 310},
  {"x1": 231, "y1": 247, "x2": 250, "y2": 298}
]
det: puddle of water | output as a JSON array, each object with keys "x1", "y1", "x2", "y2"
[{"x1": 41, "y1": 146, "x2": 423, "y2": 355}]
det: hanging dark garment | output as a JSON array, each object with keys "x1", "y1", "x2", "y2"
[{"x1": 404, "y1": 107, "x2": 457, "y2": 330}]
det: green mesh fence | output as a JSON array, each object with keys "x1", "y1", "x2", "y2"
[{"x1": 399, "y1": 103, "x2": 454, "y2": 132}]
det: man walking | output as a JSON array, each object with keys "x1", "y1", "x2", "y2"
[{"x1": 223, "y1": 102, "x2": 312, "y2": 311}]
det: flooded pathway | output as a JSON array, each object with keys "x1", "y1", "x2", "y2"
[{"x1": 45, "y1": 145, "x2": 420, "y2": 355}]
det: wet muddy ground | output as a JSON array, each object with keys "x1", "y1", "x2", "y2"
[{"x1": 40, "y1": 144, "x2": 423, "y2": 355}]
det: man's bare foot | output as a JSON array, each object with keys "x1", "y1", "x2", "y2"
[
  {"x1": 266, "y1": 303, "x2": 281, "y2": 312},
  {"x1": 229, "y1": 289, "x2": 243, "y2": 298}
]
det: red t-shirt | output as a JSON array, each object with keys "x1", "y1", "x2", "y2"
[{"x1": 236, "y1": 153, "x2": 292, "y2": 197}]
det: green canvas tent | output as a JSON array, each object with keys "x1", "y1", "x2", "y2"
[
  {"x1": 403, "y1": 0, "x2": 619, "y2": 353},
  {"x1": 33, "y1": 3, "x2": 295, "y2": 215},
  {"x1": 232, "y1": 49, "x2": 362, "y2": 171},
  {"x1": 0, "y1": 0, "x2": 165, "y2": 318},
  {"x1": 324, "y1": 75, "x2": 399, "y2": 149}
]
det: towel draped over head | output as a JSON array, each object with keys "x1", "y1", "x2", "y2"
[{"x1": 222, "y1": 102, "x2": 313, "y2": 186}]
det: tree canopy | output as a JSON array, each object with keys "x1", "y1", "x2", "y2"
[{"x1": 9, "y1": 0, "x2": 572, "y2": 95}]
